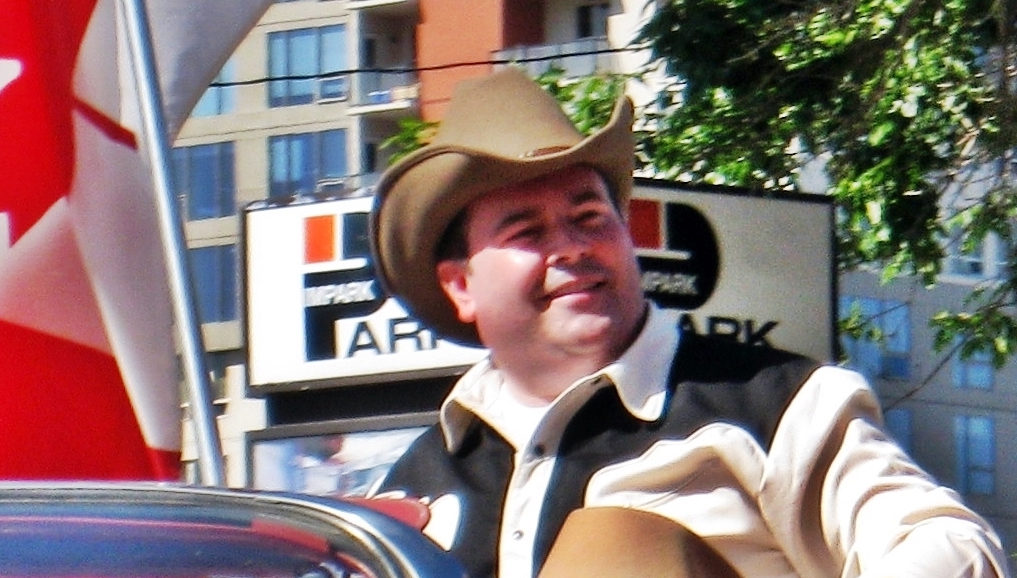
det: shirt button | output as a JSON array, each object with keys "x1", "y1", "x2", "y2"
[
  {"x1": 532, "y1": 444, "x2": 546, "y2": 457},
  {"x1": 512, "y1": 530, "x2": 524, "y2": 540}
]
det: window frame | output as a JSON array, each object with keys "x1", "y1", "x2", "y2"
[
  {"x1": 952, "y1": 340, "x2": 994, "y2": 390},
  {"x1": 268, "y1": 129, "x2": 348, "y2": 198},
  {"x1": 576, "y1": 2, "x2": 610, "y2": 39},
  {"x1": 954, "y1": 414, "x2": 996, "y2": 495},
  {"x1": 189, "y1": 244, "x2": 238, "y2": 324},
  {"x1": 839, "y1": 296, "x2": 912, "y2": 381},
  {"x1": 172, "y1": 141, "x2": 236, "y2": 221},
  {"x1": 268, "y1": 24, "x2": 348, "y2": 107},
  {"x1": 944, "y1": 226, "x2": 986, "y2": 279},
  {"x1": 884, "y1": 407, "x2": 913, "y2": 453},
  {"x1": 191, "y1": 59, "x2": 236, "y2": 117}
]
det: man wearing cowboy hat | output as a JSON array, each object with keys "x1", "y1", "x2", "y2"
[{"x1": 370, "y1": 68, "x2": 1008, "y2": 578}]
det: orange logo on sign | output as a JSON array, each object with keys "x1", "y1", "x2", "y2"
[{"x1": 304, "y1": 215, "x2": 335, "y2": 264}]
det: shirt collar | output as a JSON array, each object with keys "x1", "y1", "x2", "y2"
[
  {"x1": 438, "y1": 304, "x2": 682, "y2": 451},
  {"x1": 602, "y1": 304, "x2": 682, "y2": 421}
]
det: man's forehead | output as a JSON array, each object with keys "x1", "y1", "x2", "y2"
[{"x1": 471, "y1": 166, "x2": 611, "y2": 213}]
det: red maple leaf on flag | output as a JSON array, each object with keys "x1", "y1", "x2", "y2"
[
  {"x1": 0, "y1": 0, "x2": 138, "y2": 242},
  {"x1": 1, "y1": 0, "x2": 94, "y2": 241}
]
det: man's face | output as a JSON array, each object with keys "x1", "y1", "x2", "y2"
[{"x1": 437, "y1": 165, "x2": 645, "y2": 366}]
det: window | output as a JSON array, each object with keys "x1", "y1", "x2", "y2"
[
  {"x1": 360, "y1": 36, "x2": 380, "y2": 95},
  {"x1": 191, "y1": 59, "x2": 235, "y2": 117},
  {"x1": 268, "y1": 25, "x2": 347, "y2": 107},
  {"x1": 993, "y1": 231, "x2": 1013, "y2": 280},
  {"x1": 173, "y1": 142, "x2": 235, "y2": 220},
  {"x1": 954, "y1": 415, "x2": 995, "y2": 495},
  {"x1": 576, "y1": 3, "x2": 610, "y2": 38},
  {"x1": 839, "y1": 296, "x2": 911, "y2": 380},
  {"x1": 189, "y1": 244, "x2": 237, "y2": 323},
  {"x1": 269, "y1": 130, "x2": 347, "y2": 197},
  {"x1": 883, "y1": 408, "x2": 912, "y2": 453},
  {"x1": 362, "y1": 142, "x2": 378, "y2": 175},
  {"x1": 952, "y1": 340, "x2": 994, "y2": 390},
  {"x1": 944, "y1": 227, "x2": 985, "y2": 278}
]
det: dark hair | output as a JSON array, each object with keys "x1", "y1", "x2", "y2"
[{"x1": 435, "y1": 209, "x2": 469, "y2": 262}]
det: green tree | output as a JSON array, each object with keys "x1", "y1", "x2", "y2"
[
  {"x1": 639, "y1": 0, "x2": 1017, "y2": 366},
  {"x1": 380, "y1": 117, "x2": 440, "y2": 165},
  {"x1": 533, "y1": 66, "x2": 633, "y2": 136}
]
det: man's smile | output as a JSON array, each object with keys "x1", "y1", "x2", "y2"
[{"x1": 541, "y1": 271, "x2": 609, "y2": 303}]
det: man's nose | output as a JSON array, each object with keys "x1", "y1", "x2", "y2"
[{"x1": 545, "y1": 223, "x2": 590, "y2": 266}]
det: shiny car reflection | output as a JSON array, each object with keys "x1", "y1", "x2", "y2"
[{"x1": 0, "y1": 482, "x2": 465, "y2": 578}]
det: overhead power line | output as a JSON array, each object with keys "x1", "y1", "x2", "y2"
[{"x1": 209, "y1": 44, "x2": 648, "y2": 87}]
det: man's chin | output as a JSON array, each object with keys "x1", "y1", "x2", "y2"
[{"x1": 545, "y1": 313, "x2": 622, "y2": 346}]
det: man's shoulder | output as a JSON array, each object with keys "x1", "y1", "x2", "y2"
[
  {"x1": 671, "y1": 332, "x2": 821, "y2": 385},
  {"x1": 663, "y1": 333, "x2": 824, "y2": 449}
]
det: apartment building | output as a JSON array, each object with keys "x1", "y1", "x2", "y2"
[
  {"x1": 840, "y1": 266, "x2": 1017, "y2": 549},
  {"x1": 175, "y1": 0, "x2": 1017, "y2": 553}
]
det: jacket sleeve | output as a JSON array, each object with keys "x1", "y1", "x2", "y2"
[{"x1": 760, "y1": 365, "x2": 1010, "y2": 578}]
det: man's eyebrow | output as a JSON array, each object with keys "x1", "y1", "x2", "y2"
[
  {"x1": 493, "y1": 207, "x2": 540, "y2": 234},
  {"x1": 489, "y1": 186, "x2": 607, "y2": 234}
]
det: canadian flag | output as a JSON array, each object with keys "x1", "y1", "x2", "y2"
[{"x1": 0, "y1": 0, "x2": 271, "y2": 479}]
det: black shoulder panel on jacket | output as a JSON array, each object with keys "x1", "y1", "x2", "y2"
[
  {"x1": 378, "y1": 422, "x2": 513, "y2": 578},
  {"x1": 665, "y1": 333, "x2": 823, "y2": 450}
]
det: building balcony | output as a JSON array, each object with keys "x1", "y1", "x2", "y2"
[
  {"x1": 346, "y1": 70, "x2": 418, "y2": 116},
  {"x1": 346, "y1": 0, "x2": 417, "y2": 16},
  {"x1": 347, "y1": 172, "x2": 382, "y2": 191},
  {"x1": 493, "y1": 37, "x2": 617, "y2": 78}
]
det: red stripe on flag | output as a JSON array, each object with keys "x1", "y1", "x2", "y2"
[
  {"x1": 73, "y1": 97, "x2": 138, "y2": 150},
  {"x1": 628, "y1": 199, "x2": 661, "y2": 249},
  {"x1": 0, "y1": 320, "x2": 177, "y2": 480}
]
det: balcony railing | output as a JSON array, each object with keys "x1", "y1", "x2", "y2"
[
  {"x1": 347, "y1": 70, "x2": 418, "y2": 110},
  {"x1": 266, "y1": 70, "x2": 419, "y2": 111},
  {"x1": 493, "y1": 38, "x2": 615, "y2": 78}
]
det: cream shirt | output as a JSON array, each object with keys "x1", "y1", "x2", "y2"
[{"x1": 433, "y1": 305, "x2": 1010, "y2": 578}]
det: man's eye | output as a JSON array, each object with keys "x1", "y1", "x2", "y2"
[
  {"x1": 509, "y1": 227, "x2": 540, "y2": 241},
  {"x1": 576, "y1": 211, "x2": 607, "y2": 227}
]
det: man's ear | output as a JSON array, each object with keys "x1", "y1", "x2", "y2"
[{"x1": 436, "y1": 260, "x2": 476, "y2": 323}]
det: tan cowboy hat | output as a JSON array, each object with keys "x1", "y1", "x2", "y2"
[
  {"x1": 370, "y1": 67, "x2": 635, "y2": 346},
  {"x1": 538, "y1": 508, "x2": 743, "y2": 578}
]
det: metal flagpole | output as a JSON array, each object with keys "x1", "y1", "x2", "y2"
[{"x1": 119, "y1": 0, "x2": 226, "y2": 486}]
